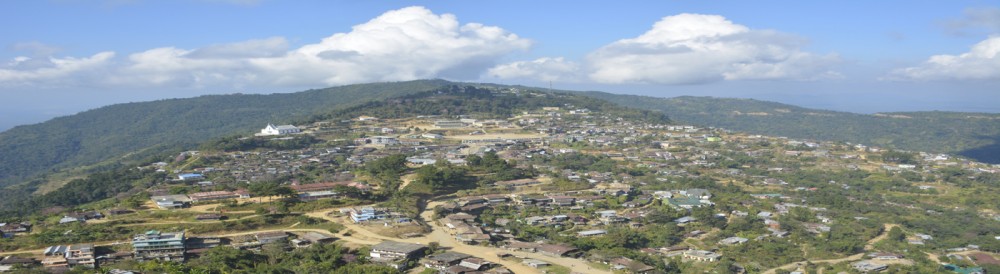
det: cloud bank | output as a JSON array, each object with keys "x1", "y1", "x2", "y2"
[
  {"x1": 0, "y1": 6, "x2": 531, "y2": 89},
  {"x1": 491, "y1": 13, "x2": 841, "y2": 84},
  {"x1": 887, "y1": 36, "x2": 1000, "y2": 81}
]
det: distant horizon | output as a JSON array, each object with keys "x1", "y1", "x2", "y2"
[
  {"x1": 2, "y1": 79, "x2": 998, "y2": 133},
  {"x1": 3, "y1": 2, "x2": 998, "y2": 131}
]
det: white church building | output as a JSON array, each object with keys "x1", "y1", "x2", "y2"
[{"x1": 258, "y1": 124, "x2": 301, "y2": 136}]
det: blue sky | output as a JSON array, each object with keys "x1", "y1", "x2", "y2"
[{"x1": 1, "y1": 1, "x2": 999, "y2": 130}]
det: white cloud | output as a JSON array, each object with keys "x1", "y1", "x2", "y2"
[
  {"x1": 887, "y1": 36, "x2": 1000, "y2": 81},
  {"x1": 487, "y1": 57, "x2": 581, "y2": 82},
  {"x1": 586, "y1": 13, "x2": 840, "y2": 84},
  {"x1": 0, "y1": 6, "x2": 530, "y2": 89},
  {"x1": 250, "y1": 6, "x2": 531, "y2": 86},
  {"x1": 0, "y1": 52, "x2": 115, "y2": 86}
]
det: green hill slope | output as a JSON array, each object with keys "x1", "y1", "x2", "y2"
[
  {"x1": 579, "y1": 92, "x2": 1000, "y2": 163},
  {"x1": 0, "y1": 80, "x2": 451, "y2": 186},
  {"x1": 3, "y1": 79, "x2": 998, "y2": 190}
]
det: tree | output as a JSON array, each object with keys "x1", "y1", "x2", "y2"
[{"x1": 887, "y1": 226, "x2": 905, "y2": 243}]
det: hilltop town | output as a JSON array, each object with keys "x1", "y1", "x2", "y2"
[{"x1": 1, "y1": 88, "x2": 999, "y2": 274}]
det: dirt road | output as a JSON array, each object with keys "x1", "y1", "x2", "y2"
[
  {"x1": 763, "y1": 223, "x2": 900, "y2": 274},
  {"x1": 864, "y1": 223, "x2": 899, "y2": 250},
  {"x1": 306, "y1": 202, "x2": 609, "y2": 274}
]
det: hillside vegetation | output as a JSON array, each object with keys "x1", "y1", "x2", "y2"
[
  {"x1": 580, "y1": 92, "x2": 1000, "y2": 163},
  {"x1": 0, "y1": 80, "x2": 452, "y2": 186},
  {"x1": 3, "y1": 79, "x2": 999, "y2": 191}
]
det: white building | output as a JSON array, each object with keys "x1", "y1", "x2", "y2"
[{"x1": 259, "y1": 124, "x2": 300, "y2": 136}]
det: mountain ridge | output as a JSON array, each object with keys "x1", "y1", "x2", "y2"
[
  {"x1": 576, "y1": 92, "x2": 1000, "y2": 163},
  {"x1": 2, "y1": 80, "x2": 999, "y2": 190}
]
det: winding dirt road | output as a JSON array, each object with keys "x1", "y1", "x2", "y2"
[
  {"x1": 763, "y1": 223, "x2": 901, "y2": 274},
  {"x1": 305, "y1": 202, "x2": 609, "y2": 274}
]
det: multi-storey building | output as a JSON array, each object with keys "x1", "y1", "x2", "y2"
[{"x1": 133, "y1": 230, "x2": 185, "y2": 261}]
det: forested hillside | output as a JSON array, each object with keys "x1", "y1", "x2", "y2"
[
  {"x1": 580, "y1": 92, "x2": 1000, "y2": 163},
  {"x1": 4, "y1": 79, "x2": 998, "y2": 191},
  {"x1": 0, "y1": 80, "x2": 451, "y2": 186}
]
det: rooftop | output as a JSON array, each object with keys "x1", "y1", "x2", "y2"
[{"x1": 372, "y1": 241, "x2": 425, "y2": 254}]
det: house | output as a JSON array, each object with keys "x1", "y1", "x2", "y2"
[
  {"x1": 256, "y1": 231, "x2": 288, "y2": 245},
  {"x1": 434, "y1": 120, "x2": 467, "y2": 129},
  {"x1": 259, "y1": 124, "x2": 300, "y2": 136},
  {"x1": 483, "y1": 194, "x2": 509, "y2": 204},
  {"x1": 234, "y1": 189, "x2": 251, "y2": 198},
  {"x1": 187, "y1": 191, "x2": 240, "y2": 202},
  {"x1": 505, "y1": 240, "x2": 539, "y2": 252},
  {"x1": 0, "y1": 256, "x2": 36, "y2": 271},
  {"x1": 538, "y1": 244, "x2": 578, "y2": 257},
  {"x1": 868, "y1": 252, "x2": 903, "y2": 260},
  {"x1": 349, "y1": 207, "x2": 389, "y2": 223},
  {"x1": 719, "y1": 237, "x2": 748, "y2": 245},
  {"x1": 524, "y1": 216, "x2": 548, "y2": 225},
  {"x1": 455, "y1": 230, "x2": 492, "y2": 244},
  {"x1": 577, "y1": 230, "x2": 608, "y2": 237},
  {"x1": 684, "y1": 250, "x2": 721, "y2": 262},
  {"x1": 0, "y1": 222, "x2": 31, "y2": 235},
  {"x1": 674, "y1": 216, "x2": 697, "y2": 224},
  {"x1": 443, "y1": 265, "x2": 477, "y2": 274},
  {"x1": 667, "y1": 196, "x2": 706, "y2": 209},
  {"x1": 177, "y1": 173, "x2": 204, "y2": 180},
  {"x1": 43, "y1": 245, "x2": 69, "y2": 257},
  {"x1": 610, "y1": 257, "x2": 656, "y2": 274},
  {"x1": 423, "y1": 252, "x2": 472, "y2": 269},
  {"x1": 370, "y1": 241, "x2": 426, "y2": 269},
  {"x1": 41, "y1": 257, "x2": 68, "y2": 269},
  {"x1": 852, "y1": 261, "x2": 888, "y2": 272},
  {"x1": 407, "y1": 158, "x2": 437, "y2": 165},
  {"x1": 151, "y1": 194, "x2": 192, "y2": 209},
  {"x1": 299, "y1": 190, "x2": 338, "y2": 201},
  {"x1": 461, "y1": 203, "x2": 488, "y2": 213},
  {"x1": 132, "y1": 230, "x2": 185, "y2": 261},
  {"x1": 549, "y1": 196, "x2": 576, "y2": 206},
  {"x1": 370, "y1": 136, "x2": 399, "y2": 145},
  {"x1": 522, "y1": 259, "x2": 551, "y2": 268},
  {"x1": 370, "y1": 241, "x2": 425, "y2": 259},
  {"x1": 58, "y1": 216, "x2": 83, "y2": 224},
  {"x1": 458, "y1": 257, "x2": 490, "y2": 270},
  {"x1": 66, "y1": 244, "x2": 96, "y2": 268},
  {"x1": 298, "y1": 232, "x2": 335, "y2": 246}
]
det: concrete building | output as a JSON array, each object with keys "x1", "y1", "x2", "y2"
[
  {"x1": 370, "y1": 241, "x2": 426, "y2": 260},
  {"x1": 370, "y1": 241, "x2": 426, "y2": 270},
  {"x1": 133, "y1": 230, "x2": 185, "y2": 261},
  {"x1": 66, "y1": 244, "x2": 96, "y2": 268},
  {"x1": 259, "y1": 124, "x2": 300, "y2": 136},
  {"x1": 683, "y1": 250, "x2": 721, "y2": 262}
]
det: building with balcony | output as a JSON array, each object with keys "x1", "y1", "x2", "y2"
[{"x1": 133, "y1": 230, "x2": 185, "y2": 262}]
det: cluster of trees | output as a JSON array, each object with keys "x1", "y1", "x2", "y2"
[
  {"x1": 412, "y1": 161, "x2": 470, "y2": 193},
  {"x1": 535, "y1": 152, "x2": 616, "y2": 173},
  {"x1": 97, "y1": 244, "x2": 396, "y2": 274},
  {"x1": 467, "y1": 151, "x2": 534, "y2": 183},
  {"x1": 0, "y1": 167, "x2": 160, "y2": 218}
]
